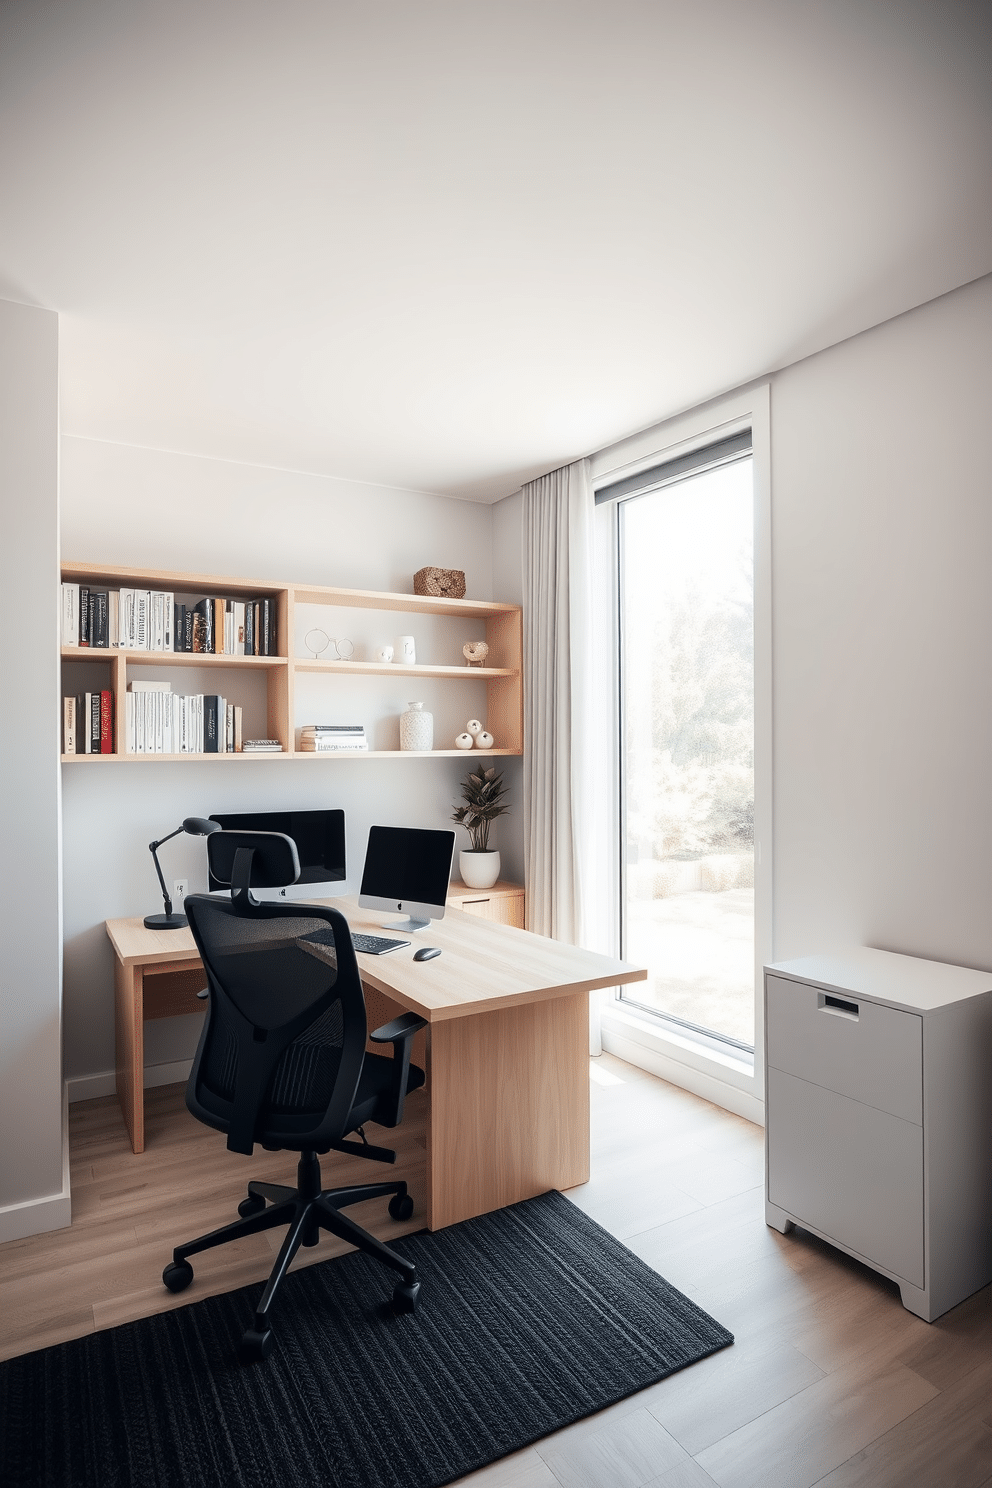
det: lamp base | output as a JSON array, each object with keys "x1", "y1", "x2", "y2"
[{"x1": 143, "y1": 912, "x2": 189, "y2": 929}]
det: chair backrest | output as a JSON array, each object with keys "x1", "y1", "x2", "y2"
[{"x1": 184, "y1": 833, "x2": 367, "y2": 1154}]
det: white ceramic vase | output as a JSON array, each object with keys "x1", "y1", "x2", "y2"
[
  {"x1": 399, "y1": 701, "x2": 433, "y2": 751},
  {"x1": 459, "y1": 848, "x2": 500, "y2": 889}
]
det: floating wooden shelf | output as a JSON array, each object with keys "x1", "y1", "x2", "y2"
[{"x1": 60, "y1": 561, "x2": 523, "y2": 762}]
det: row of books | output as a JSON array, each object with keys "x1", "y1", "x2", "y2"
[
  {"x1": 60, "y1": 584, "x2": 277, "y2": 656},
  {"x1": 299, "y1": 724, "x2": 368, "y2": 752},
  {"x1": 63, "y1": 692, "x2": 114, "y2": 754},
  {"x1": 124, "y1": 682, "x2": 243, "y2": 754}
]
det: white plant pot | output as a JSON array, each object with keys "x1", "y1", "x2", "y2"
[{"x1": 459, "y1": 849, "x2": 500, "y2": 889}]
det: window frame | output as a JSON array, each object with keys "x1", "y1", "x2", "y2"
[{"x1": 590, "y1": 386, "x2": 772, "y2": 1121}]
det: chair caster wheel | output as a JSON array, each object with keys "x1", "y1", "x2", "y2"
[
  {"x1": 238, "y1": 1195, "x2": 266, "y2": 1218},
  {"x1": 241, "y1": 1327, "x2": 274, "y2": 1363},
  {"x1": 392, "y1": 1279, "x2": 420, "y2": 1314},
  {"x1": 388, "y1": 1193, "x2": 414, "y2": 1221},
  {"x1": 162, "y1": 1260, "x2": 194, "y2": 1293}
]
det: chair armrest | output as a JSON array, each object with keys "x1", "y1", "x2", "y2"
[
  {"x1": 196, "y1": 988, "x2": 209, "y2": 1000},
  {"x1": 369, "y1": 1012, "x2": 427, "y2": 1127},
  {"x1": 370, "y1": 1012, "x2": 427, "y2": 1043}
]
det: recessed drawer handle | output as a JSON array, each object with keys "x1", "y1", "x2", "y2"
[
  {"x1": 463, "y1": 897, "x2": 490, "y2": 905},
  {"x1": 819, "y1": 993, "x2": 859, "y2": 1020}
]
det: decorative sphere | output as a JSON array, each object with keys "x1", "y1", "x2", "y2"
[
  {"x1": 455, "y1": 732, "x2": 474, "y2": 749},
  {"x1": 475, "y1": 730, "x2": 495, "y2": 749},
  {"x1": 463, "y1": 641, "x2": 489, "y2": 664},
  {"x1": 466, "y1": 719, "x2": 483, "y2": 735}
]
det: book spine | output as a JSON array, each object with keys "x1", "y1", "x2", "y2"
[
  {"x1": 184, "y1": 608, "x2": 193, "y2": 652},
  {"x1": 90, "y1": 692, "x2": 101, "y2": 752},
  {"x1": 204, "y1": 695, "x2": 220, "y2": 752},
  {"x1": 234, "y1": 705, "x2": 243, "y2": 753},
  {"x1": 163, "y1": 592, "x2": 174, "y2": 652},
  {"x1": 262, "y1": 598, "x2": 271, "y2": 655},
  {"x1": 100, "y1": 690, "x2": 113, "y2": 753},
  {"x1": 61, "y1": 583, "x2": 80, "y2": 646},
  {"x1": 63, "y1": 696, "x2": 76, "y2": 755},
  {"x1": 244, "y1": 602, "x2": 254, "y2": 657},
  {"x1": 93, "y1": 591, "x2": 109, "y2": 648},
  {"x1": 213, "y1": 597, "x2": 225, "y2": 654},
  {"x1": 234, "y1": 602, "x2": 245, "y2": 656},
  {"x1": 108, "y1": 590, "x2": 119, "y2": 647},
  {"x1": 135, "y1": 591, "x2": 150, "y2": 651},
  {"x1": 79, "y1": 588, "x2": 91, "y2": 647}
]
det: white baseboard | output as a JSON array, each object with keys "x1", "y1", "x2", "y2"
[
  {"x1": 602, "y1": 1023, "x2": 766, "y2": 1125},
  {"x1": 0, "y1": 1084, "x2": 72, "y2": 1243},
  {"x1": 67, "y1": 1059, "x2": 194, "y2": 1104}
]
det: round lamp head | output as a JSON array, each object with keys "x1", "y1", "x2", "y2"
[{"x1": 183, "y1": 817, "x2": 221, "y2": 836}]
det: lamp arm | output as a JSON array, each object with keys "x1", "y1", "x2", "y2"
[{"x1": 148, "y1": 825, "x2": 183, "y2": 917}]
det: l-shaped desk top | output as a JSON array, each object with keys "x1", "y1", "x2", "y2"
[{"x1": 106, "y1": 898, "x2": 646, "y2": 1228}]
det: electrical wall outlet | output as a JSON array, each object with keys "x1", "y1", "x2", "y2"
[{"x1": 173, "y1": 879, "x2": 189, "y2": 910}]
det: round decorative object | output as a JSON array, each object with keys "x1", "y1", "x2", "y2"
[
  {"x1": 305, "y1": 628, "x2": 330, "y2": 660},
  {"x1": 459, "y1": 849, "x2": 501, "y2": 889},
  {"x1": 466, "y1": 719, "x2": 483, "y2": 735},
  {"x1": 374, "y1": 644, "x2": 394, "y2": 663},
  {"x1": 463, "y1": 640, "x2": 489, "y2": 667},
  {"x1": 414, "y1": 566, "x2": 466, "y2": 599},
  {"x1": 474, "y1": 730, "x2": 495, "y2": 750},
  {"x1": 400, "y1": 701, "x2": 433, "y2": 751},
  {"x1": 334, "y1": 637, "x2": 355, "y2": 660},
  {"x1": 396, "y1": 635, "x2": 416, "y2": 665},
  {"x1": 455, "y1": 732, "x2": 474, "y2": 749}
]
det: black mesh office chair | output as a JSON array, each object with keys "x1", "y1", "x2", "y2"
[{"x1": 161, "y1": 830, "x2": 427, "y2": 1362}]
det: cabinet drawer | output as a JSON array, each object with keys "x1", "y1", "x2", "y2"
[
  {"x1": 767, "y1": 1068, "x2": 924, "y2": 1287},
  {"x1": 766, "y1": 974, "x2": 922, "y2": 1124}
]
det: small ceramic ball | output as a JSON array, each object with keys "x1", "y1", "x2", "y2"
[
  {"x1": 455, "y1": 732, "x2": 474, "y2": 749},
  {"x1": 463, "y1": 640, "x2": 489, "y2": 663},
  {"x1": 466, "y1": 719, "x2": 483, "y2": 735},
  {"x1": 475, "y1": 730, "x2": 495, "y2": 749}
]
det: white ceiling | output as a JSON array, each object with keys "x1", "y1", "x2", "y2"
[{"x1": 2, "y1": 0, "x2": 990, "y2": 503}]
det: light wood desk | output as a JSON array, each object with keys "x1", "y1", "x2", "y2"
[{"x1": 105, "y1": 899, "x2": 645, "y2": 1230}]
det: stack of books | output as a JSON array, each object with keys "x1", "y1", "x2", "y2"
[
  {"x1": 299, "y1": 725, "x2": 368, "y2": 753},
  {"x1": 60, "y1": 584, "x2": 276, "y2": 655},
  {"x1": 123, "y1": 681, "x2": 243, "y2": 754},
  {"x1": 63, "y1": 692, "x2": 113, "y2": 754},
  {"x1": 242, "y1": 739, "x2": 284, "y2": 753}
]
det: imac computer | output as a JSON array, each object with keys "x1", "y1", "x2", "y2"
[
  {"x1": 358, "y1": 825, "x2": 455, "y2": 932},
  {"x1": 208, "y1": 808, "x2": 345, "y2": 901}
]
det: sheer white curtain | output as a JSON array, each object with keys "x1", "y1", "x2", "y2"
[{"x1": 522, "y1": 458, "x2": 602, "y2": 1051}]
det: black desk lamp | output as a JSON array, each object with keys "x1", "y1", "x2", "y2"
[{"x1": 144, "y1": 817, "x2": 221, "y2": 929}]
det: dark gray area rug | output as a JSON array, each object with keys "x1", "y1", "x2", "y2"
[{"x1": 0, "y1": 1189, "x2": 732, "y2": 1488}]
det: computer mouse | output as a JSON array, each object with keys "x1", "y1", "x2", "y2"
[{"x1": 413, "y1": 946, "x2": 442, "y2": 962}]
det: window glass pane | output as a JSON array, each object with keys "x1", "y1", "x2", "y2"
[{"x1": 619, "y1": 457, "x2": 754, "y2": 1047}]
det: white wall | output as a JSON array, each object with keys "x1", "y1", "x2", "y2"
[
  {"x1": 771, "y1": 273, "x2": 992, "y2": 969},
  {"x1": 0, "y1": 299, "x2": 66, "y2": 1238},
  {"x1": 60, "y1": 438, "x2": 506, "y2": 1089}
]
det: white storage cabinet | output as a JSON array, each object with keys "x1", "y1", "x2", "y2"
[{"x1": 764, "y1": 948, "x2": 992, "y2": 1321}]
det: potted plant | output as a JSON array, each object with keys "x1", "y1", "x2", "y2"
[{"x1": 451, "y1": 765, "x2": 510, "y2": 889}]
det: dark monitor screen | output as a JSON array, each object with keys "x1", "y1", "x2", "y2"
[
  {"x1": 359, "y1": 825, "x2": 455, "y2": 918},
  {"x1": 207, "y1": 808, "x2": 345, "y2": 890}
]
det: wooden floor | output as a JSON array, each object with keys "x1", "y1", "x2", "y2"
[{"x1": 1, "y1": 1056, "x2": 989, "y2": 1487}]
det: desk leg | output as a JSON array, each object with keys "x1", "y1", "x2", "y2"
[
  {"x1": 426, "y1": 991, "x2": 590, "y2": 1231},
  {"x1": 114, "y1": 958, "x2": 144, "y2": 1153}
]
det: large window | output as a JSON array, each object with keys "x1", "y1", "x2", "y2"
[{"x1": 612, "y1": 441, "x2": 754, "y2": 1049}]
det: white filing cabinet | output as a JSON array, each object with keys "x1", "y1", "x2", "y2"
[{"x1": 764, "y1": 948, "x2": 992, "y2": 1321}]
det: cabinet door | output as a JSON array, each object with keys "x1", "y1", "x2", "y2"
[
  {"x1": 766, "y1": 974, "x2": 922, "y2": 1124},
  {"x1": 767, "y1": 1067, "x2": 925, "y2": 1287}
]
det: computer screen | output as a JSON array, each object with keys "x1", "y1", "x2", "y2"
[
  {"x1": 208, "y1": 808, "x2": 345, "y2": 898},
  {"x1": 359, "y1": 825, "x2": 455, "y2": 931}
]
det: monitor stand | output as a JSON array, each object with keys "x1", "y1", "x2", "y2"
[{"x1": 385, "y1": 915, "x2": 431, "y2": 933}]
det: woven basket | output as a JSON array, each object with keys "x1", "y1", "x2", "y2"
[{"x1": 413, "y1": 566, "x2": 466, "y2": 599}]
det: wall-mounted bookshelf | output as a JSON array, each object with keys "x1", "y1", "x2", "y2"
[{"x1": 59, "y1": 561, "x2": 523, "y2": 763}]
